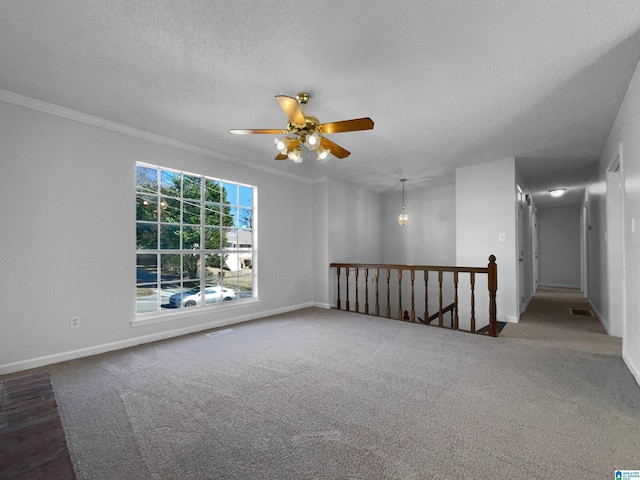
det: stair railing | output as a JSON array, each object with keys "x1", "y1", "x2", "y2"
[{"x1": 330, "y1": 255, "x2": 498, "y2": 336}]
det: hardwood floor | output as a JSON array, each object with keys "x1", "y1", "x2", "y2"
[{"x1": 0, "y1": 371, "x2": 75, "y2": 479}]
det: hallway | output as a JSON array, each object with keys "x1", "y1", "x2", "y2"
[{"x1": 500, "y1": 286, "x2": 622, "y2": 356}]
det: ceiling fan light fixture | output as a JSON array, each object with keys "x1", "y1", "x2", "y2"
[
  {"x1": 316, "y1": 145, "x2": 330, "y2": 160},
  {"x1": 231, "y1": 92, "x2": 374, "y2": 163},
  {"x1": 288, "y1": 147, "x2": 303, "y2": 163},
  {"x1": 304, "y1": 131, "x2": 321, "y2": 150},
  {"x1": 274, "y1": 137, "x2": 291, "y2": 154}
]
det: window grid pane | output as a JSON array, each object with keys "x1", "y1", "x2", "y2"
[{"x1": 136, "y1": 163, "x2": 254, "y2": 314}]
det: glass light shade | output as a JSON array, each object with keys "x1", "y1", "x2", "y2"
[
  {"x1": 305, "y1": 132, "x2": 321, "y2": 150},
  {"x1": 274, "y1": 137, "x2": 291, "y2": 154},
  {"x1": 398, "y1": 179, "x2": 408, "y2": 225},
  {"x1": 316, "y1": 145, "x2": 329, "y2": 160},
  {"x1": 288, "y1": 147, "x2": 303, "y2": 163},
  {"x1": 399, "y1": 209, "x2": 408, "y2": 226},
  {"x1": 549, "y1": 188, "x2": 567, "y2": 197}
]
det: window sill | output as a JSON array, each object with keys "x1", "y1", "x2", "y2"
[{"x1": 131, "y1": 297, "x2": 261, "y2": 328}]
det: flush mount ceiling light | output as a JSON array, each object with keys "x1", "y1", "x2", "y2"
[
  {"x1": 230, "y1": 92, "x2": 374, "y2": 162},
  {"x1": 549, "y1": 188, "x2": 567, "y2": 197},
  {"x1": 399, "y1": 179, "x2": 408, "y2": 226}
]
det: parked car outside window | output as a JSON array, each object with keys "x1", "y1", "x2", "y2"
[{"x1": 168, "y1": 285, "x2": 237, "y2": 308}]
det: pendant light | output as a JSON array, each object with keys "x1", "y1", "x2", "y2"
[{"x1": 398, "y1": 179, "x2": 408, "y2": 226}]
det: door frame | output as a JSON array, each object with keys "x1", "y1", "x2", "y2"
[{"x1": 606, "y1": 143, "x2": 627, "y2": 338}]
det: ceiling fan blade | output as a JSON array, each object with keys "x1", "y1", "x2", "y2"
[
  {"x1": 286, "y1": 138, "x2": 301, "y2": 150},
  {"x1": 319, "y1": 117, "x2": 374, "y2": 134},
  {"x1": 275, "y1": 95, "x2": 306, "y2": 126},
  {"x1": 275, "y1": 153, "x2": 288, "y2": 160},
  {"x1": 320, "y1": 136, "x2": 350, "y2": 159},
  {"x1": 229, "y1": 129, "x2": 287, "y2": 135}
]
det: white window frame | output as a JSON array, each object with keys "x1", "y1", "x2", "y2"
[{"x1": 135, "y1": 162, "x2": 257, "y2": 320}]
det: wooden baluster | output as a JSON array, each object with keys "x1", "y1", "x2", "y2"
[
  {"x1": 386, "y1": 269, "x2": 391, "y2": 318},
  {"x1": 365, "y1": 268, "x2": 369, "y2": 315},
  {"x1": 410, "y1": 270, "x2": 415, "y2": 322},
  {"x1": 328, "y1": 261, "x2": 498, "y2": 338},
  {"x1": 336, "y1": 267, "x2": 341, "y2": 310},
  {"x1": 345, "y1": 268, "x2": 350, "y2": 312},
  {"x1": 438, "y1": 271, "x2": 444, "y2": 327},
  {"x1": 470, "y1": 272, "x2": 476, "y2": 332},
  {"x1": 424, "y1": 270, "x2": 429, "y2": 323},
  {"x1": 375, "y1": 268, "x2": 380, "y2": 316},
  {"x1": 398, "y1": 269, "x2": 403, "y2": 320},
  {"x1": 488, "y1": 255, "x2": 498, "y2": 336},
  {"x1": 355, "y1": 268, "x2": 360, "y2": 313},
  {"x1": 453, "y1": 271, "x2": 459, "y2": 330}
]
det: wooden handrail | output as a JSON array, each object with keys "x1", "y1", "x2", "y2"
[
  {"x1": 424, "y1": 302, "x2": 456, "y2": 324},
  {"x1": 330, "y1": 256, "x2": 499, "y2": 337},
  {"x1": 330, "y1": 262, "x2": 493, "y2": 274}
]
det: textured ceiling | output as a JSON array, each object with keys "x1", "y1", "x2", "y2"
[{"x1": 2, "y1": 1, "x2": 640, "y2": 205}]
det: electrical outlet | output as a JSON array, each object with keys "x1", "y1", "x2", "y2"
[{"x1": 70, "y1": 316, "x2": 80, "y2": 329}]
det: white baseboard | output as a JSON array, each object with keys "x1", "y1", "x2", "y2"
[
  {"x1": 0, "y1": 302, "x2": 315, "y2": 375},
  {"x1": 505, "y1": 316, "x2": 519, "y2": 323},
  {"x1": 313, "y1": 302, "x2": 332, "y2": 309},
  {"x1": 539, "y1": 283, "x2": 582, "y2": 289},
  {"x1": 587, "y1": 299, "x2": 609, "y2": 334},
  {"x1": 524, "y1": 292, "x2": 535, "y2": 309},
  {"x1": 623, "y1": 350, "x2": 640, "y2": 388}
]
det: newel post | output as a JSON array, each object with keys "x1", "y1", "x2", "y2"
[
  {"x1": 336, "y1": 266, "x2": 341, "y2": 310},
  {"x1": 487, "y1": 255, "x2": 498, "y2": 337}
]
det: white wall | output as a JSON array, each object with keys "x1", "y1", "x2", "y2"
[
  {"x1": 456, "y1": 158, "x2": 519, "y2": 323},
  {"x1": 0, "y1": 100, "x2": 314, "y2": 373},
  {"x1": 375, "y1": 182, "x2": 457, "y2": 321},
  {"x1": 379, "y1": 181, "x2": 456, "y2": 265},
  {"x1": 327, "y1": 178, "x2": 382, "y2": 263},
  {"x1": 320, "y1": 178, "x2": 382, "y2": 311},
  {"x1": 591, "y1": 55, "x2": 640, "y2": 385},
  {"x1": 537, "y1": 205, "x2": 582, "y2": 288},
  {"x1": 312, "y1": 179, "x2": 330, "y2": 307},
  {"x1": 313, "y1": 177, "x2": 383, "y2": 308}
]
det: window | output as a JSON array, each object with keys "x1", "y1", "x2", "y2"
[{"x1": 136, "y1": 163, "x2": 255, "y2": 314}]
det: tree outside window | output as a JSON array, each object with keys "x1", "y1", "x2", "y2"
[{"x1": 135, "y1": 164, "x2": 255, "y2": 314}]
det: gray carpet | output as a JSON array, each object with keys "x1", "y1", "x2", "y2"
[{"x1": 46, "y1": 298, "x2": 640, "y2": 479}]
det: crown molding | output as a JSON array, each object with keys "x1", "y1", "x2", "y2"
[{"x1": 0, "y1": 89, "x2": 315, "y2": 184}]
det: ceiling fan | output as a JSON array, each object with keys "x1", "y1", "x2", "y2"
[{"x1": 229, "y1": 92, "x2": 374, "y2": 162}]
